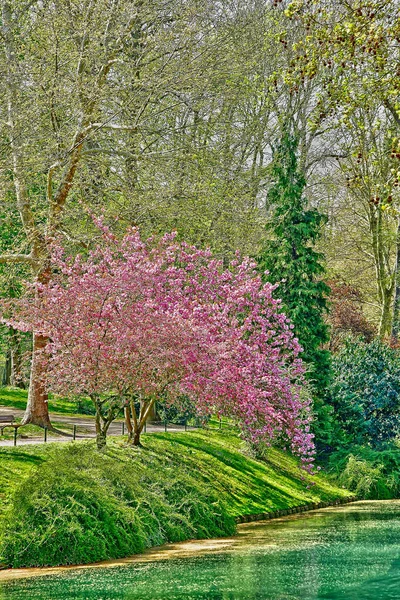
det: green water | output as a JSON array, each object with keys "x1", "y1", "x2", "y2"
[{"x1": 1, "y1": 501, "x2": 400, "y2": 599}]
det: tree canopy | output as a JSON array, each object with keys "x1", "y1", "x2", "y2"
[{"x1": 8, "y1": 225, "x2": 314, "y2": 466}]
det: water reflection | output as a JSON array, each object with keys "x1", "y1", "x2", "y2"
[{"x1": 1, "y1": 501, "x2": 400, "y2": 600}]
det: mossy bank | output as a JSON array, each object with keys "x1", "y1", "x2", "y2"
[{"x1": 0, "y1": 431, "x2": 352, "y2": 568}]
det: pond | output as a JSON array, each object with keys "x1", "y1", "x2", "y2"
[{"x1": 1, "y1": 500, "x2": 400, "y2": 599}]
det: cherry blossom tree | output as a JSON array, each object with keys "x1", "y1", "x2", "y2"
[{"x1": 8, "y1": 227, "x2": 315, "y2": 467}]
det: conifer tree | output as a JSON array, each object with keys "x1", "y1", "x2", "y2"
[{"x1": 258, "y1": 133, "x2": 331, "y2": 397}]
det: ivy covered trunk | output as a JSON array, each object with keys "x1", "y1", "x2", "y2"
[
  {"x1": 369, "y1": 205, "x2": 396, "y2": 339},
  {"x1": 2, "y1": 350, "x2": 11, "y2": 386},
  {"x1": 132, "y1": 431, "x2": 141, "y2": 446},
  {"x1": 391, "y1": 221, "x2": 400, "y2": 341}
]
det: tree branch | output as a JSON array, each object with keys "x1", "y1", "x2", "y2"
[
  {"x1": 0, "y1": 253, "x2": 37, "y2": 265},
  {"x1": 46, "y1": 162, "x2": 60, "y2": 204},
  {"x1": 86, "y1": 122, "x2": 138, "y2": 132},
  {"x1": 383, "y1": 98, "x2": 400, "y2": 128}
]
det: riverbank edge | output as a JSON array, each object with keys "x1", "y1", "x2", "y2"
[
  {"x1": 0, "y1": 496, "x2": 359, "y2": 583},
  {"x1": 235, "y1": 494, "x2": 357, "y2": 524},
  {"x1": 0, "y1": 433, "x2": 354, "y2": 570}
]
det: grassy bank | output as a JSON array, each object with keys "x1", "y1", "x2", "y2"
[{"x1": 0, "y1": 430, "x2": 352, "y2": 568}]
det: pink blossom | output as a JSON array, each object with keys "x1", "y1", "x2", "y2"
[{"x1": 7, "y1": 227, "x2": 314, "y2": 466}]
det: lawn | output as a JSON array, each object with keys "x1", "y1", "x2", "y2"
[{"x1": 0, "y1": 387, "x2": 93, "y2": 416}]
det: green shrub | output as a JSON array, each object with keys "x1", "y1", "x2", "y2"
[
  {"x1": 338, "y1": 455, "x2": 384, "y2": 499},
  {"x1": 0, "y1": 443, "x2": 235, "y2": 568},
  {"x1": 330, "y1": 446, "x2": 400, "y2": 499},
  {"x1": 329, "y1": 337, "x2": 400, "y2": 448}
]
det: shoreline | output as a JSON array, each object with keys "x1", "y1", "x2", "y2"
[{"x1": 0, "y1": 496, "x2": 357, "y2": 583}]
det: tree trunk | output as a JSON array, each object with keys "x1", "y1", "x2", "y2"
[
  {"x1": 22, "y1": 332, "x2": 51, "y2": 427},
  {"x1": 147, "y1": 401, "x2": 157, "y2": 423},
  {"x1": 129, "y1": 397, "x2": 156, "y2": 446},
  {"x1": 141, "y1": 399, "x2": 158, "y2": 423},
  {"x1": 124, "y1": 405, "x2": 133, "y2": 441},
  {"x1": 96, "y1": 430, "x2": 107, "y2": 450},
  {"x1": 2, "y1": 349, "x2": 11, "y2": 386},
  {"x1": 379, "y1": 288, "x2": 394, "y2": 339},
  {"x1": 132, "y1": 430, "x2": 141, "y2": 446},
  {"x1": 95, "y1": 408, "x2": 107, "y2": 450},
  {"x1": 10, "y1": 328, "x2": 25, "y2": 389},
  {"x1": 392, "y1": 221, "x2": 400, "y2": 340},
  {"x1": 369, "y1": 205, "x2": 395, "y2": 339}
]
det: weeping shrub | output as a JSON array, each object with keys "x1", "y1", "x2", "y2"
[
  {"x1": 0, "y1": 443, "x2": 235, "y2": 568},
  {"x1": 330, "y1": 446, "x2": 400, "y2": 499}
]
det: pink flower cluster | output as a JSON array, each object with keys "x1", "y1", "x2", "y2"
[{"x1": 12, "y1": 226, "x2": 315, "y2": 467}]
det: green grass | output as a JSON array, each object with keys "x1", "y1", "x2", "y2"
[
  {"x1": 0, "y1": 446, "x2": 47, "y2": 520},
  {"x1": 0, "y1": 386, "x2": 94, "y2": 416},
  {"x1": 0, "y1": 430, "x2": 352, "y2": 568}
]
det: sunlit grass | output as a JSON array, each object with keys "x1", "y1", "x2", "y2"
[{"x1": 0, "y1": 387, "x2": 93, "y2": 416}]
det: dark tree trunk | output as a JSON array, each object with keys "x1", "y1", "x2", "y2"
[
  {"x1": 132, "y1": 430, "x2": 141, "y2": 446},
  {"x1": 10, "y1": 328, "x2": 25, "y2": 389},
  {"x1": 2, "y1": 349, "x2": 11, "y2": 386},
  {"x1": 96, "y1": 430, "x2": 107, "y2": 449},
  {"x1": 95, "y1": 407, "x2": 108, "y2": 450}
]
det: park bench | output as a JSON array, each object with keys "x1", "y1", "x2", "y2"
[{"x1": 0, "y1": 414, "x2": 21, "y2": 435}]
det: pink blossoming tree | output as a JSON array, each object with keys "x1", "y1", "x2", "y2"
[{"x1": 9, "y1": 226, "x2": 314, "y2": 467}]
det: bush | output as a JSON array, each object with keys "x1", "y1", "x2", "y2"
[
  {"x1": 0, "y1": 443, "x2": 235, "y2": 568},
  {"x1": 329, "y1": 446, "x2": 400, "y2": 499},
  {"x1": 75, "y1": 396, "x2": 96, "y2": 415},
  {"x1": 328, "y1": 337, "x2": 400, "y2": 448},
  {"x1": 156, "y1": 395, "x2": 199, "y2": 425}
]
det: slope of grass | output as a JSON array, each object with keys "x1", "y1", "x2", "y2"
[
  {"x1": 0, "y1": 446, "x2": 47, "y2": 520},
  {"x1": 0, "y1": 430, "x2": 352, "y2": 568}
]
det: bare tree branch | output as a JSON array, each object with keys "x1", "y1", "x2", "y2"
[{"x1": 0, "y1": 253, "x2": 37, "y2": 265}]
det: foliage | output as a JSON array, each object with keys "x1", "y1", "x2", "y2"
[
  {"x1": 258, "y1": 133, "x2": 331, "y2": 398},
  {"x1": 327, "y1": 280, "x2": 376, "y2": 351},
  {"x1": 0, "y1": 387, "x2": 93, "y2": 416},
  {"x1": 284, "y1": 0, "x2": 400, "y2": 337},
  {"x1": 338, "y1": 455, "x2": 384, "y2": 499},
  {"x1": 286, "y1": 1, "x2": 399, "y2": 125},
  {"x1": 8, "y1": 226, "x2": 314, "y2": 466},
  {"x1": 2, "y1": 0, "x2": 290, "y2": 428},
  {"x1": 329, "y1": 446, "x2": 400, "y2": 499},
  {"x1": 0, "y1": 444, "x2": 234, "y2": 568},
  {"x1": 0, "y1": 431, "x2": 352, "y2": 567},
  {"x1": 156, "y1": 395, "x2": 198, "y2": 425},
  {"x1": 329, "y1": 337, "x2": 400, "y2": 448}
]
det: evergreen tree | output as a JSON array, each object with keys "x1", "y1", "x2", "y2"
[{"x1": 258, "y1": 133, "x2": 331, "y2": 397}]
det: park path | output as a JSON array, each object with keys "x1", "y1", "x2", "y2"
[{"x1": 0, "y1": 405, "x2": 188, "y2": 447}]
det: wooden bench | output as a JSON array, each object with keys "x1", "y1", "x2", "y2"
[{"x1": 0, "y1": 414, "x2": 21, "y2": 435}]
